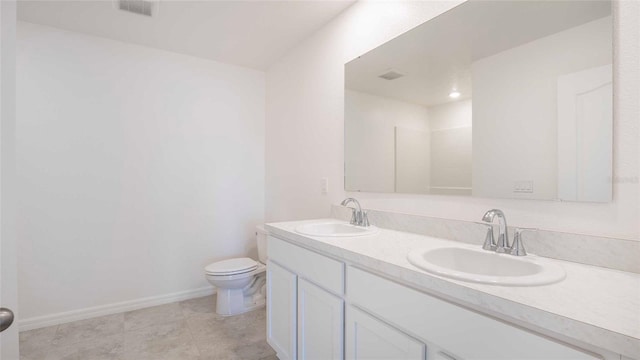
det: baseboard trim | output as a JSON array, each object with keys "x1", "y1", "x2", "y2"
[{"x1": 19, "y1": 286, "x2": 216, "y2": 332}]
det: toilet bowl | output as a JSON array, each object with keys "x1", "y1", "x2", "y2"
[{"x1": 204, "y1": 226, "x2": 268, "y2": 316}]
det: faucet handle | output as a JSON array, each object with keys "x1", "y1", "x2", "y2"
[
  {"x1": 509, "y1": 228, "x2": 532, "y2": 256},
  {"x1": 348, "y1": 208, "x2": 358, "y2": 225},
  {"x1": 480, "y1": 224, "x2": 496, "y2": 251},
  {"x1": 361, "y1": 211, "x2": 370, "y2": 227}
]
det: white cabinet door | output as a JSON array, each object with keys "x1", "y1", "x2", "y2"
[
  {"x1": 346, "y1": 306, "x2": 425, "y2": 360},
  {"x1": 267, "y1": 260, "x2": 298, "y2": 360},
  {"x1": 298, "y1": 279, "x2": 344, "y2": 360}
]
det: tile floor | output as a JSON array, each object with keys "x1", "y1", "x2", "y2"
[{"x1": 19, "y1": 295, "x2": 277, "y2": 360}]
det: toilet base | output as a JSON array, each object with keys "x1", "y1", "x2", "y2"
[
  {"x1": 214, "y1": 271, "x2": 266, "y2": 316},
  {"x1": 216, "y1": 295, "x2": 265, "y2": 317}
]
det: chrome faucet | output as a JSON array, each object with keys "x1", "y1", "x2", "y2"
[
  {"x1": 481, "y1": 209, "x2": 529, "y2": 256},
  {"x1": 482, "y1": 209, "x2": 510, "y2": 253},
  {"x1": 340, "y1": 198, "x2": 370, "y2": 227}
]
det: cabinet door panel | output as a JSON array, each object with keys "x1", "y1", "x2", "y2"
[
  {"x1": 267, "y1": 260, "x2": 297, "y2": 360},
  {"x1": 346, "y1": 306, "x2": 425, "y2": 360},
  {"x1": 298, "y1": 279, "x2": 344, "y2": 360}
]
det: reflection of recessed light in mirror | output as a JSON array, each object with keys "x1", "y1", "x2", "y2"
[{"x1": 449, "y1": 91, "x2": 461, "y2": 99}]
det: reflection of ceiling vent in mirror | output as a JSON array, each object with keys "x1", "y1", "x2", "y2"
[
  {"x1": 378, "y1": 69, "x2": 404, "y2": 81},
  {"x1": 117, "y1": 0, "x2": 156, "y2": 17}
]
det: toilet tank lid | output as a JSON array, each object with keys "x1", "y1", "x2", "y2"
[{"x1": 205, "y1": 257, "x2": 257, "y2": 275}]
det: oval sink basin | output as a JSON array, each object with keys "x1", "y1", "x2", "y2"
[
  {"x1": 407, "y1": 246, "x2": 565, "y2": 286},
  {"x1": 295, "y1": 222, "x2": 379, "y2": 237}
]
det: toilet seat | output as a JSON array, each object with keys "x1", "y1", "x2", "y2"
[{"x1": 205, "y1": 257, "x2": 258, "y2": 276}]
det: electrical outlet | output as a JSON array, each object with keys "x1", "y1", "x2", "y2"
[{"x1": 513, "y1": 181, "x2": 533, "y2": 193}]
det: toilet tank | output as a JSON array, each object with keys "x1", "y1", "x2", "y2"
[{"x1": 256, "y1": 225, "x2": 268, "y2": 264}]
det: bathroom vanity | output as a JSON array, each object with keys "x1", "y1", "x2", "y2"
[
  {"x1": 264, "y1": 220, "x2": 640, "y2": 360},
  {"x1": 265, "y1": 0, "x2": 632, "y2": 358}
]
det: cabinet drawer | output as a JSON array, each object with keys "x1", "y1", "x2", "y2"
[
  {"x1": 268, "y1": 236, "x2": 344, "y2": 295},
  {"x1": 347, "y1": 266, "x2": 600, "y2": 360}
]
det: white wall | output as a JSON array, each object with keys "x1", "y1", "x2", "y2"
[
  {"x1": 265, "y1": 1, "x2": 640, "y2": 240},
  {"x1": 472, "y1": 17, "x2": 612, "y2": 200},
  {"x1": 17, "y1": 22, "x2": 265, "y2": 322},
  {"x1": 344, "y1": 90, "x2": 429, "y2": 192},
  {"x1": 428, "y1": 99, "x2": 472, "y2": 131},
  {"x1": 1, "y1": 1, "x2": 19, "y2": 357}
]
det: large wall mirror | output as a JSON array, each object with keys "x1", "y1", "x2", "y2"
[{"x1": 345, "y1": 0, "x2": 613, "y2": 202}]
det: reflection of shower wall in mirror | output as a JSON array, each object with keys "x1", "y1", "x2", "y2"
[
  {"x1": 344, "y1": 90, "x2": 429, "y2": 192},
  {"x1": 428, "y1": 100, "x2": 472, "y2": 196},
  {"x1": 395, "y1": 127, "x2": 430, "y2": 194},
  {"x1": 472, "y1": 16, "x2": 612, "y2": 200},
  {"x1": 430, "y1": 127, "x2": 472, "y2": 196}
]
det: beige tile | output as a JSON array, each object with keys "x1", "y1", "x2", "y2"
[
  {"x1": 186, "y1": 312, "x2": 223, "y2": 336},
  {"x1": 189, "y1": 308, "x2": 270, "y2": 359},
  {"x1": 20, "y1": 325, "x2": 58, "y2": 359},
  {"x1": 233, "y1": 339, "x2": 276, "y2": 360},
  {"x1": 259, "y1": 355, "x2": 279, "y2": 360},
  {"x1": 187, "y1": 314, "x2": 236, "y2": 358},
  {"x1": 196, "y1": 336, "x2": 274, "y2": 360},
  {"x1": 229, "y1": 310, "x2": 273, "y2": 359},
  {"x1": 123, "y1": 302, "x2": 184, "y2": 332},
  {"x1": 196, "y1": 346, "x2": 243, "y2": 360},
  {"x1": 22, "y1": 301, "x2": 270, "y2": 360},
  {"x1": 125, "y1": 319, "x2": 191, "y2": 344},
  {"x1": 20, "y1": 348, "x2": 50, "y2": 360},
  {"x1": 123, "y1": 320, "x2": 200, "y2": 360},
  {"x1": 46, "y1": 333, "x2": 124, "y2": 360},
  {"x1": 187, "y1": 311, "x2": 257, "y2": 342},
  {"x1": 20, "y1": 325, "x2": 58, "y2": 345},
  {"x1": 179, "y1": 295, "x2": 216, "y2": 318},
  {"x1": 52, "y1": 313, "x2": 124, "y2": 347}
]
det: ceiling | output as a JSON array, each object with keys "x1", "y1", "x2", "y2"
[
  {"x1": 345, "y1": 0, "x2": 611, "y2": 107},
  {"x1": 17, "y1": 0, "x2": 355, "y2": 70}
]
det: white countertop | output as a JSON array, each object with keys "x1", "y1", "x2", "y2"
[{"x1": 266, "y1": 219, "x2": 640, "y2": 359}]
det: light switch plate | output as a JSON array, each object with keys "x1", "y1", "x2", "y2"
[{"x1": 321, "y1": 177, "x2": 329, "y2": 194}]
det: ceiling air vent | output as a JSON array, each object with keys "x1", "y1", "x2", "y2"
[
  {"x1": 117, "y1": 0, "x2": 156, "y2": 17},
  {"x1": 378, "y1": 69, "x2": 404, "y2": 81}
]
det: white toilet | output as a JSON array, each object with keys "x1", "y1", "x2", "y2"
[{"x1": 204, "y1": 225, "x2": 268, "y2": 316}]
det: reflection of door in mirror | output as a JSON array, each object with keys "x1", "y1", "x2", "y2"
[
  {"x1": 471, "y1": 15, "x2": 612, "y2": 201},
  {"x1": 558, "y1": 65, "x2": 612, "y2": 202},
  {"x1": 345, "y1": 90, "x2": 472, "y2": 195},
  {"x1": 345, "y1": 90, "x2": 429, "y2": 192}
]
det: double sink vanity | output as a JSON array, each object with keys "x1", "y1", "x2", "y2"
[
  {"x1": 264, "y1": 203, "x2": 640, "y2": 360},
  {"x1": 265, "y1": 1, "x2": 638, "y2": 358},
  {"x1": 296, "y1": 215, "x2": 564, "y2": 287}
]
